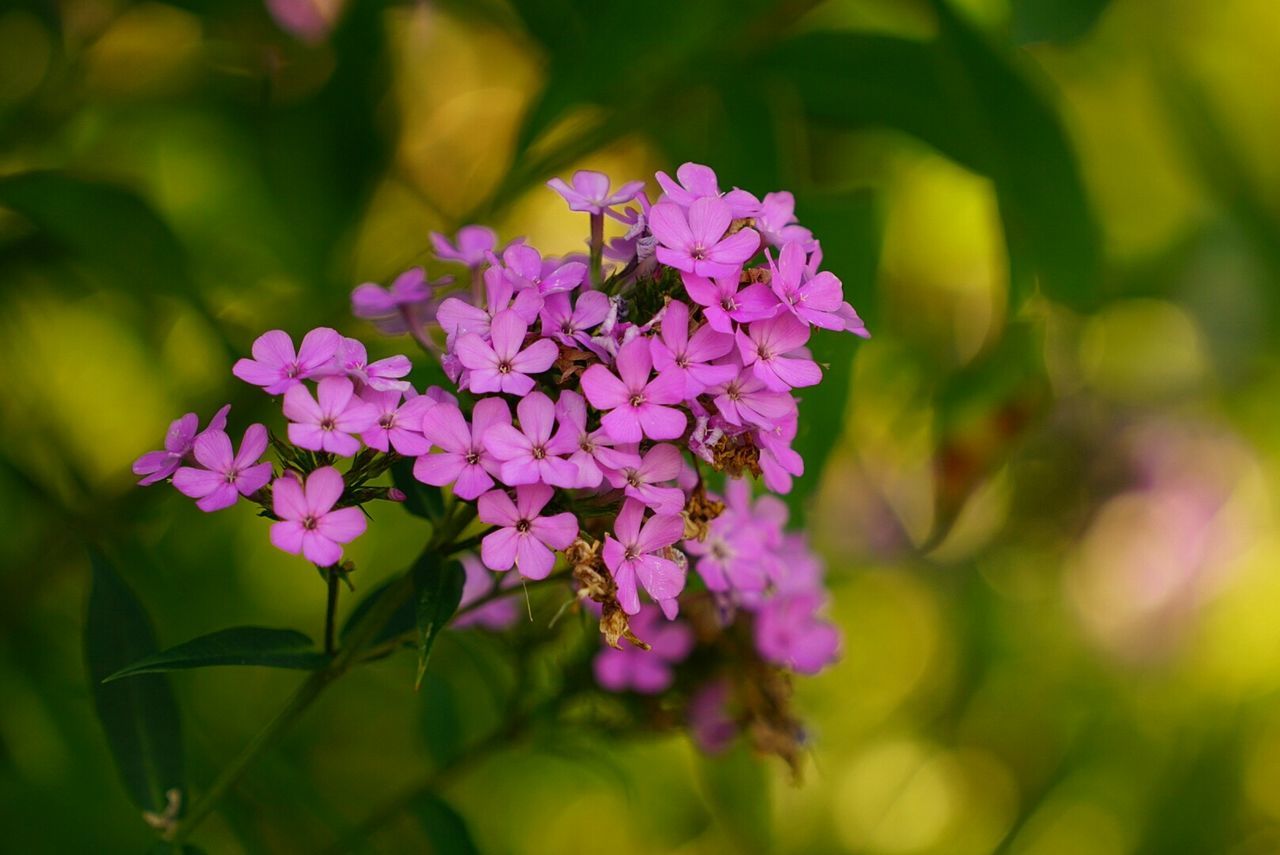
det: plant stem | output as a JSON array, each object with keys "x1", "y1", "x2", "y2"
[
  {"x1": 324, "y1": 566, "x2": 339, "y2": 656},
  {"x1": 589, "y1": 211, "x2": 604, "y2": 287}
]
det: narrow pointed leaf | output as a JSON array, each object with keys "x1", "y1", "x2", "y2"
[
  {"x1": 83, "y1": 548, "x2": 184, "y2": 812},
  {"x1": 104, "y1": 627, "x2": 329, "y2": 681},
  {"x1": 341, "y1": 576, "x2": 417, "y2": 646},
  {"x1": 412, "y1": 554, "x2": 466, "y2": 690}
]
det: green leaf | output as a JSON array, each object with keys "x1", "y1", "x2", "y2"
[
  {"x1": 1010, "y1": 0, "x2": 1112, "y2": 45},
  {"x1": 419, "y1": 671, "x2": 464, "y2": 768},
  {"x1": 411, "y1": 554, "x2": 466, "y2": 690},
  {"x1": 83, "y1": 549, "x2": 184, "y2": 813},
  {"x1": 697, "y1": 744, "x2": 772, "y2": 854},
  {"x1": 392, "y1": 457, "x2": 445, "y2": 521},
  {"x1": 340, "y1": 576, "x2": 417, "y2": 647},
  {"x1": 104, "y1": 627, "x2": 329, "y2": 681},
  {"x1": 410, "y1": 792, "x2": 479, "y2": 855}
]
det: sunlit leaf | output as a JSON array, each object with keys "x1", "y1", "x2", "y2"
[
  {"x1": 104, "y1": 627, "x2": 329, "y2": 681},
  {"x1": 83, "y1": 548, "x2": 184, "y2": 813}
]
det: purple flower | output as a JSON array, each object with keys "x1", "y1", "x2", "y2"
[
  {"x1": 755, "y1": 192, "x2": 815, "y2": 250},
  {"x1": 593, "y1": 605, "x2": 694, "y2": 693},
  {"x1": 455, "y1": 310, "x2": 559, "y2": 396},
  {"x1": 266, "y1": 0, "x2": 344, "y2": 44},
  {"x1": 350, "y1": 267, "x2": 440, "y2": 335},
  {"x1": 233, "y1": 328, "x2": 341, "y2": 395},
  {"x1": 358, "y1": 389, "x2": 437, "y2": 455},
  {"x1": 430, "y1": 225, "x2": 501, "y2": 268},
  {"x1": 603, "y1": 499, "x2": 686, "y2": 616},
  {"x1": 755, "y1": 592, "x2": 840, "y2": 675},
  {"x1": 708, "y1": 363, "x2": 796, "y2": 429},
  {"x1": 324, "y1": 337, "x2": 412, "y2": 393},
  {"x1": 498, "y1": 244, "x2": 586, "y2": 296},
  {"x1": 414, "y1": 398, "x2": 511, "y2": 500},
  {"x1": 269, "y1": 467, "x2": 366, "y2": 567},
  {"x1": 650, "y1": 301, "x2": 737, "y2": 398},
  {"x1": 539, "y1": 291, "x2": 610, "y2": 348},
  {"x1": 684, "y1": 519, "x2": 769, "y2": 595},
  {"x1": 547, "y1": 170, "x2": 645, "y2": 216},
  {"x1": 688, "y1": 679, "x2": 738, "y2": 754},
  {"x1": 283, "y1": 376, "x2": 378, "y2": 456},
  {"x1": 581, "y1": 338, "x2": 687, "y2": 444},
  {"x1": 758, "y1": 412, "x2": 804, "y2": 494},
  {"x1": 766, "y1": 242, "x2": 865, "y2": 333},
  {"x1": 604, "y1": 443, "x2": 687, "y2": 515},
  {"x1": 681, "y1": 271, "x2": 778, "y2": 334},
  {"x1": 481, "y1": 391, "x2": 578, "y2": 487},
  {"x1": 654, "y1": 162, "x2": 760, "y2": 217},
  {"x1": 453, "y1": 554, "x2": 520, "y2": 630},
  {"x1": 736, "y1": 314, "x2": 821, "y2": 391},
  {"x1": 437, "y1": 268, "x2": 543, "y2": 341},
  {"x1": 477, "y1": 484, "x2": 579, "y2": 580},
  {"x1": 649, "y1": 197, "x2": 760, "y2": 279},
  {"x1": 545, "y1": 390, "x2": 641, "y2": 488},
  {"x1": 172, "y1": 424, "x2": 273, "y2": 512},
  {"x1": 132, "y1": 404, "x2": 230, "y2": 485}
]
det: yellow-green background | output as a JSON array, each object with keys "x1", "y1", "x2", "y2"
[{"x1": 3, "y1": 0, "x2": 1280, "y2": 852}]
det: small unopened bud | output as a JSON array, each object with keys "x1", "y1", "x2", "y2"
[{"x1": 387, "y1": 487, "x2": 407, "y2": 502}]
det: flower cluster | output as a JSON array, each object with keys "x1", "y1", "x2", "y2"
[{"x1": 133, "y1": 162, "x2": 863, "y2": 765}]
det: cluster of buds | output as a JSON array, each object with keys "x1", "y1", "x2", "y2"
[{"x1": 134, "y1": 162, "x2": 865, "y2": 760}]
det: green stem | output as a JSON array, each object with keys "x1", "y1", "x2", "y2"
[
  {"x1": 323, "y1": 567, "x2": 339, "y2": 656},
  {"x1": 589, "y1": 211, "x2": 604, "y2": 287}
]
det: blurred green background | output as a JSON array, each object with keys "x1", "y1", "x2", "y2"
[{"x1": 4, "y1": 0, "x2": 1280, "y2": 852}]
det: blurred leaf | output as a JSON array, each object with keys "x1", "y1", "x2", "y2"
[
  {"x1": 146, "y1": 844, "x2": 206, "y2": 855},
  {"x1": 105, "y1": 627, "x2": 329, "y2": 681},
  {"x1": 0, "y1": 171, "x2": 191, "y2": 297},
  {"x1": 341, "y1": 576, "x2": 416, "y2": 646},
  {"x1": 84, "y1": 549, "x2": 184, "y2": 813},
  {"x1": 419, "y1": 671, "x2": 464, "y2": 768},
  {"x1": 769, "y1": 6, "x2": 1101, "y2": 310},
  {"x1": 412, "y1": 554, "x2": 466, "y2": 690},
  {"x1": 1010, "y1": 0, "x2": 1112, "y2": 45},
  {"x1": 392, "y1": 458, "x2": 444, "y2": 522},
  {"x1": 697, "y1": 744, "x2": 771, "y2": 854},
  {"x1": 410, "y1": 792, "x2": 479, "y2": 855}
]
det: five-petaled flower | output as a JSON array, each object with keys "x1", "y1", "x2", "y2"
[
  {"x1": 284, "y1": 377, "x2": 379, "y2": 456},
  {"x1": 581, "y1": 338, "x2": 687, "y2": 444},
  {"x1": 133, "y1": 404, "x2": 229, "y2": 486},
  {"x1": 482, "y1": 391, "x2": 578, "y2": 488},
  {"x1": 233, "y1": 328, "x2": 340, "y2": 395},
  {"x1": 477, "y1": 484, "x2": 579, "y2": 579},
  {"x1": 455, "y1": 310, "x2": 559, "y2": 396},
  {"x1": 269, "y1": 467, "x2": 367, "y2": 566},
  {"x1": 547, "y1": 169, "x2": 645, "y2": 216},
  {"x1": 414, "y1": 398, "x2": 511, "y2": 500},
  {"x1": 602, "y1": 498, "x2": 686, "y2": 617},
  {"x1": 172, "y1": 424, "x2": 274, "y2": 512},
  {"x1": 648, "y1": 197, "x2": 760, "y2": 279}
]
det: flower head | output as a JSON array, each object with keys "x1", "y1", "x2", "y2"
[
  {"x1": 482, "y1": 391, "x2": 578, "y2": 487},
  {"x1": 547, "y1": 170, "x2": 645, "y2": 216},
  {"x1": 540, "y1": 291, "x2": 610, "y2": 348},
  {"x1": 455, "y1": 310, "x2": 559, "y2": 396},
  {"x1": 602, "y1": 499, "x2": 686, "y2": 616},
  {"x1": 498, "y1": 244, "x2": 586, "y2": 296},
  {"x1": 581, "y1": 338, "x2": 687, "y2": 443},
  {"x1": 269, "y1": 467, "x2": 366, "y2": 566},
  {"x1": 681, "y1": 271, "x2": 778, "y2": 334},
  {"x1": 358, "y1": 389, "x2": 436, "y2": 455},
  {"x1": 233, "y1": 328, "x2": 340, "y2": 395},
  {"x1": 172, "y1": 424, "x2": 273, "y2": 512},
  {"x1": 603, "y1": 443, "x2": 687, "y2": 515},
  {"x1": 736, "y1": 314, "x2": 821, "y2": 391},
  {"x1": 649, "y1": 197, "x2": 760, "y2": 279},
  {"x1": 414, "y1": 398, "x2": 511, "y2": 500},
  {"x1": 283, "y1": 376, "x2": 378, "y2": 456},
  {"x1": 350, "y1": 267, "x2": 441, "y2": 335},
  {"x1": 477, "y1": 484, "x2": 579, "y2": 579}
]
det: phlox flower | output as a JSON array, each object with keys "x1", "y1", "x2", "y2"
[
  {"x1": 545, "y1": 390, "x2": 640, "y2": 489},
  {"x1": 477, "y1": 484, "x2": 579, "y2": 579},
  {"x1": 455, "y1": 310, "x2": 559, "y2": 396},
  {"x1": 430, "y1": 225, "x2": 501, "y2": 268},
  {"x1": 133, "y1": 404, "x2": 229, "y2": 485},
  {"x1": 172, "y1": 424, "x2": 273, "y2": 512},
  {"x1": 581, "y1": 338, "x2": 686, "y2": 443},
  {"x1": 539, "y1": 291, "x2": 610, "y2": 348},
  {"x1": 350, "y1": 267, "x2": 441, "y2": 334},
  {"x1": 358, "y1": 389, "x2": 437, "y2": 455},
  {"x1": 765, "y1": 242, "x2": 865, "y2": 333},
  {"x1": 680, "y1": 271, "x2": 778, "y2": 334},
  {"x1": 755, "y1": 192, "x2": 815, "y2": 250},
  {"x1": 482, "y1": 391, "x2": 578, "y2": 487},
  {"x1": 603, "y1": 443, "x2": 687, "y2": 515},
  {"x1": 650, "y1": 301, "x2": 737, "y2": 398},
  {"x1": 436, "y1": 265, "x2": 542, "y2": 341},
  {"x1": 547, "y1": 169, "x2": 645, "y2": 216},
  {"x1": 757, "y1": 412, "x2": 804, "y2": 494},
  {"x1": 269, "y1": 467, "x2": 366, "y2": 567},
  {"x1": 323, "y1": 337, "x2": 412, "y2": 393},
  {"x1": 654, "y1": 162, "x2": 760, "y2": 218},
  {"x1": 233, "y1": 327, "x2": 341, "y2": 395},
  {"x1": 755, "y1": 592, "x2": 840, "y2": 675},
  {"x1": 707, "y1": 362, "x2": 796, "y2": 429},
  {"x1": 603, "y1": 499, "x2": 686, "y2": 617},
  {"x1": 414, "y1": 398, "x2": 511, "y2": 500},
  {"x1": 736, "y1": 314, "x2": 821, "y2": 391},
  {"x1": 593, "y1": 605, "x2": 694, "y2": 694},
  {"x1": 283, "y1": 376, "x2": 379, "y2": 456},
  {"x1": 497, "y1": 244, "x2": 586, "y2": 296},
  {"x1": 649, "y1": 197, "x2": 760, "y2": 279},
  {"x1": 688, "y1": 680, "x2": 738, "y2": 754}
]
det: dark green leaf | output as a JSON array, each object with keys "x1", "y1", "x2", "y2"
[
  {"x1": 147, "y1": 844, "x2": 207, "y2": 855},
  {"x1": 340, "y1": 576, "x2": 417, "y2": 647},
  {"x1": 1010, "y1": 0, "x2": 1112, "y2": 45},
  {"x1": 410, "y1": 792, "x2": 479, "y2": 855},
  {"x1": 104, "y1": 627, "x2": 329, "y2": 681},
  {"x1": 697, "y1": 744, "x2": 771, "y2": 854},
  {"x1": 412, "y1": 554, "x2": 466, "y2": 690},
  {"x1": 392, "y1": 457, "x2": 445, "y2": 521},
  {"x1": 419, "y1": 671, "x2": 464, "y2": 768},
  {"x1": 83, "y1": 549, "x2": 184, "y2": 812}
]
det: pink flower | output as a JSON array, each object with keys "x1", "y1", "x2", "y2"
[
  {"x1": 454, "y1": 310, "x2": 558, "y2": 396},
  {"x1": 481, "y1": 391, "x2": 578, "y2": 487},
  {"x1": 539, "y1": 291, "x2": 610, "y2": 348},
  {"x1": 323, "y1": 337, "x2": 412, "y2": 393},
  {"x1": 436, "y1": 267, "x2": 542, "y2": 341},
  {"x1": 604, "y1": 443, "x2": 687, "y2": 515},
  {"x1": 650, "y1": 301, "x2": 737, "y2": 398},
  {"x1": 430, "y1": 225, "x2": 500, "y2": 268},
  {"x1": 757, "y1": 412, "x2": 804, "y2": 494},
  {"x1": 688, "y1": 679, "x2": 738, "y2": 753},
  {"x1": 649, "y1": 197, "x2": 760, "y2": 279},
  {"x1": 736, "y1": 314, "x2": 821, "y2": 391},
  {"x1": 545, "y1": 390, "x2": 641, "y2": 488},
  {"x1": 172, "y1": 424, "x2": 273, "y2": 512},
  {"x1": 547, "y1": 170, "x2": 645, "y2": 216},
  {"x1": 414, "y1": 398, "x2": 511, "y2": 500},
  {"x1": 133, "y1": 404, "x2": 230, "y2": 486},
  {"x1": 681, "y1": 271, "x2": 778, "y2": 334},
  {"x1": 350, "y1": 267, "x2": 440, "y2": 335},
  {"x1": 708, "y1": 363, "x2": 796, "y2": 429},
  {"x1": 498, "y1": 244, "x2": 586, "y2": 296},
  {"x1": 269, "y1": 467, "x2": 366, "y2": 567},
  {"x1": 755, "y1": 192, "x2": 815, "y2": 250},
  {"x1": 233, "y1": 328, "x2": 341, "y2": 395},
  {"x1": 654, "y1": 162, "x2": 760, "y2": 217},
  {"x1": 283, "y1": 376, "x2": 378, "y2": 456},
  {"x1": 453, "y1": 554, "x2": 520, "y2": 630},
  {"x1": 755, "y1": 592, "x2": 840, "y2": 675},
  {"x1": 581, "y1": 338, "x2": 687, "y2": 443},
  {"x1": 766, "y1": 242, "x2": 864, "y2": 333},
  {"x1": 602, "y1": 499, "x2": 686, "y2": 616},
  {"x1": 593, "y1": 605, "x2": 694, "y2": 694},
  {"x1": 477, "y1": 484, "x2": 579, "y2": 579},
  {"x1": 358, "y1": 389, "x2": 437, "y2": 455},
  {"x1": 266, "y1": 0, "x2": 345, "y2": 44}
]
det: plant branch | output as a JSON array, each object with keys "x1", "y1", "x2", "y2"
[{"x1": 323, "y1": 566, "x2": 339, "y2": 656}]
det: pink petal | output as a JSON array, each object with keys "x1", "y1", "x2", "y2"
[
  {"x1": 478, "y1": 488, "x2": 520, "y2": 527},
  {"x1": 515, "y1": 535, "x2": 555, "y2": 580},
  {"x1": 514, "y1": 483, "x2": 554, "y2": 518},
  {"x1": 316, "y1": 506, "x2": 367, "y2": 544},
  {"x1": 531, "y1": 512, "x2": 579, "y2": 550},
  {"x1": 471, "y1": 397, "x2": 513, "y2": 440},
  {"x1": 172, "y1": 467, "x2": 223, "y2": 500},
  {"x1": 319, "y1": 430, "x2": 361, "y2": 457},
  {"x1": 510, "y1": 339, "x2": 558, "y2": 375},
  {"x1": 613, "y1": 498, "x2": 645, "y2": 545},
  {"x1": 613, "y1": 559, "x2": 641, "y2": 615},
  {"x1": 488, "y1": 310, "x2": 529, "y2": 361},
  {"x1": 301, "y1": 531, "x2": 342, "y2": 567},
  {"x1": 481, "y1": 527, "x2": 519, "y2": 571},
  {"x1": 414, "y1": 451, "x2": 466, "y2": 487},
  {"x1": 581, "y1": 365, "x2": 630, "y2": 410},
  {"x1": 454, "y1": 463, "x2": 496, "y2": 501},
  {"x1": 304, "y1": 466, "x2": 346, "y2": 514},
  {"x1": 686, "y1": 197, "x2": 731, "y2": 247},
  {"x1": 283, "y1": 384, "x2": 322, "y2": 424},
  {"x1": 297, "y1": 327, "x2": 341, "y2": 371},
  {"x1": 601, "y1": 408, "x2": 644, "y2": 444},
  {"x1": 642, "y1": 368, "x2": 685, "y2": 405},
  {"x1": 192, "y1": 429, "x2": 233, "y2": 472},
  {"x1": 270, "y1": 520, "x2": 306, "y2": 555},
  {"x1": 636, "y1": 513, "x2": 684, "y2": 554},
  {"x1": 516, "y1": 392, "x2": 556, "y2": 444},
  {"x1": 437, "y1": 297, "x2": 489, "y2": 339},
  {"x1": 287, "y1": 422, "x2": 326, "y2": 451},
  {"x1": 766, "y1": 356, "x2": 821, "y2": 389},
  {"x1": 421, "y1": 403, "x2": 472, "y2": 453},
  {"x1": 236, "y1": 461, "x2": 274, "y2": 496},
  {"x1": 614, "y1": 338, "x2": 653, "y2": 391},
  {"x1": 634, "y1": 554, "x2": 685, "y2": 603},
  {"x1": 250, "y1": 329, "x2": 295, "y2": 368},
  {"x1": 637, "y1": 404, "x2": 686, "y2": 441},
  {"x1": 272, "y1": 475, "x2": 307, "y2": 521},
  {"x1": 454, "y1": 333, "x2": 497, "y2": 372},
  {"x1": 234, "y1": 424, "x2": 269, "y2": 469},
  {"x1": 648, "y1": 202, "x2": 694, "y2": 251}
]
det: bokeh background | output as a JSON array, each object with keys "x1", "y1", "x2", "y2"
[{"x1": 3, "y1": 0, "x2": 1280, "y2": 852}]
